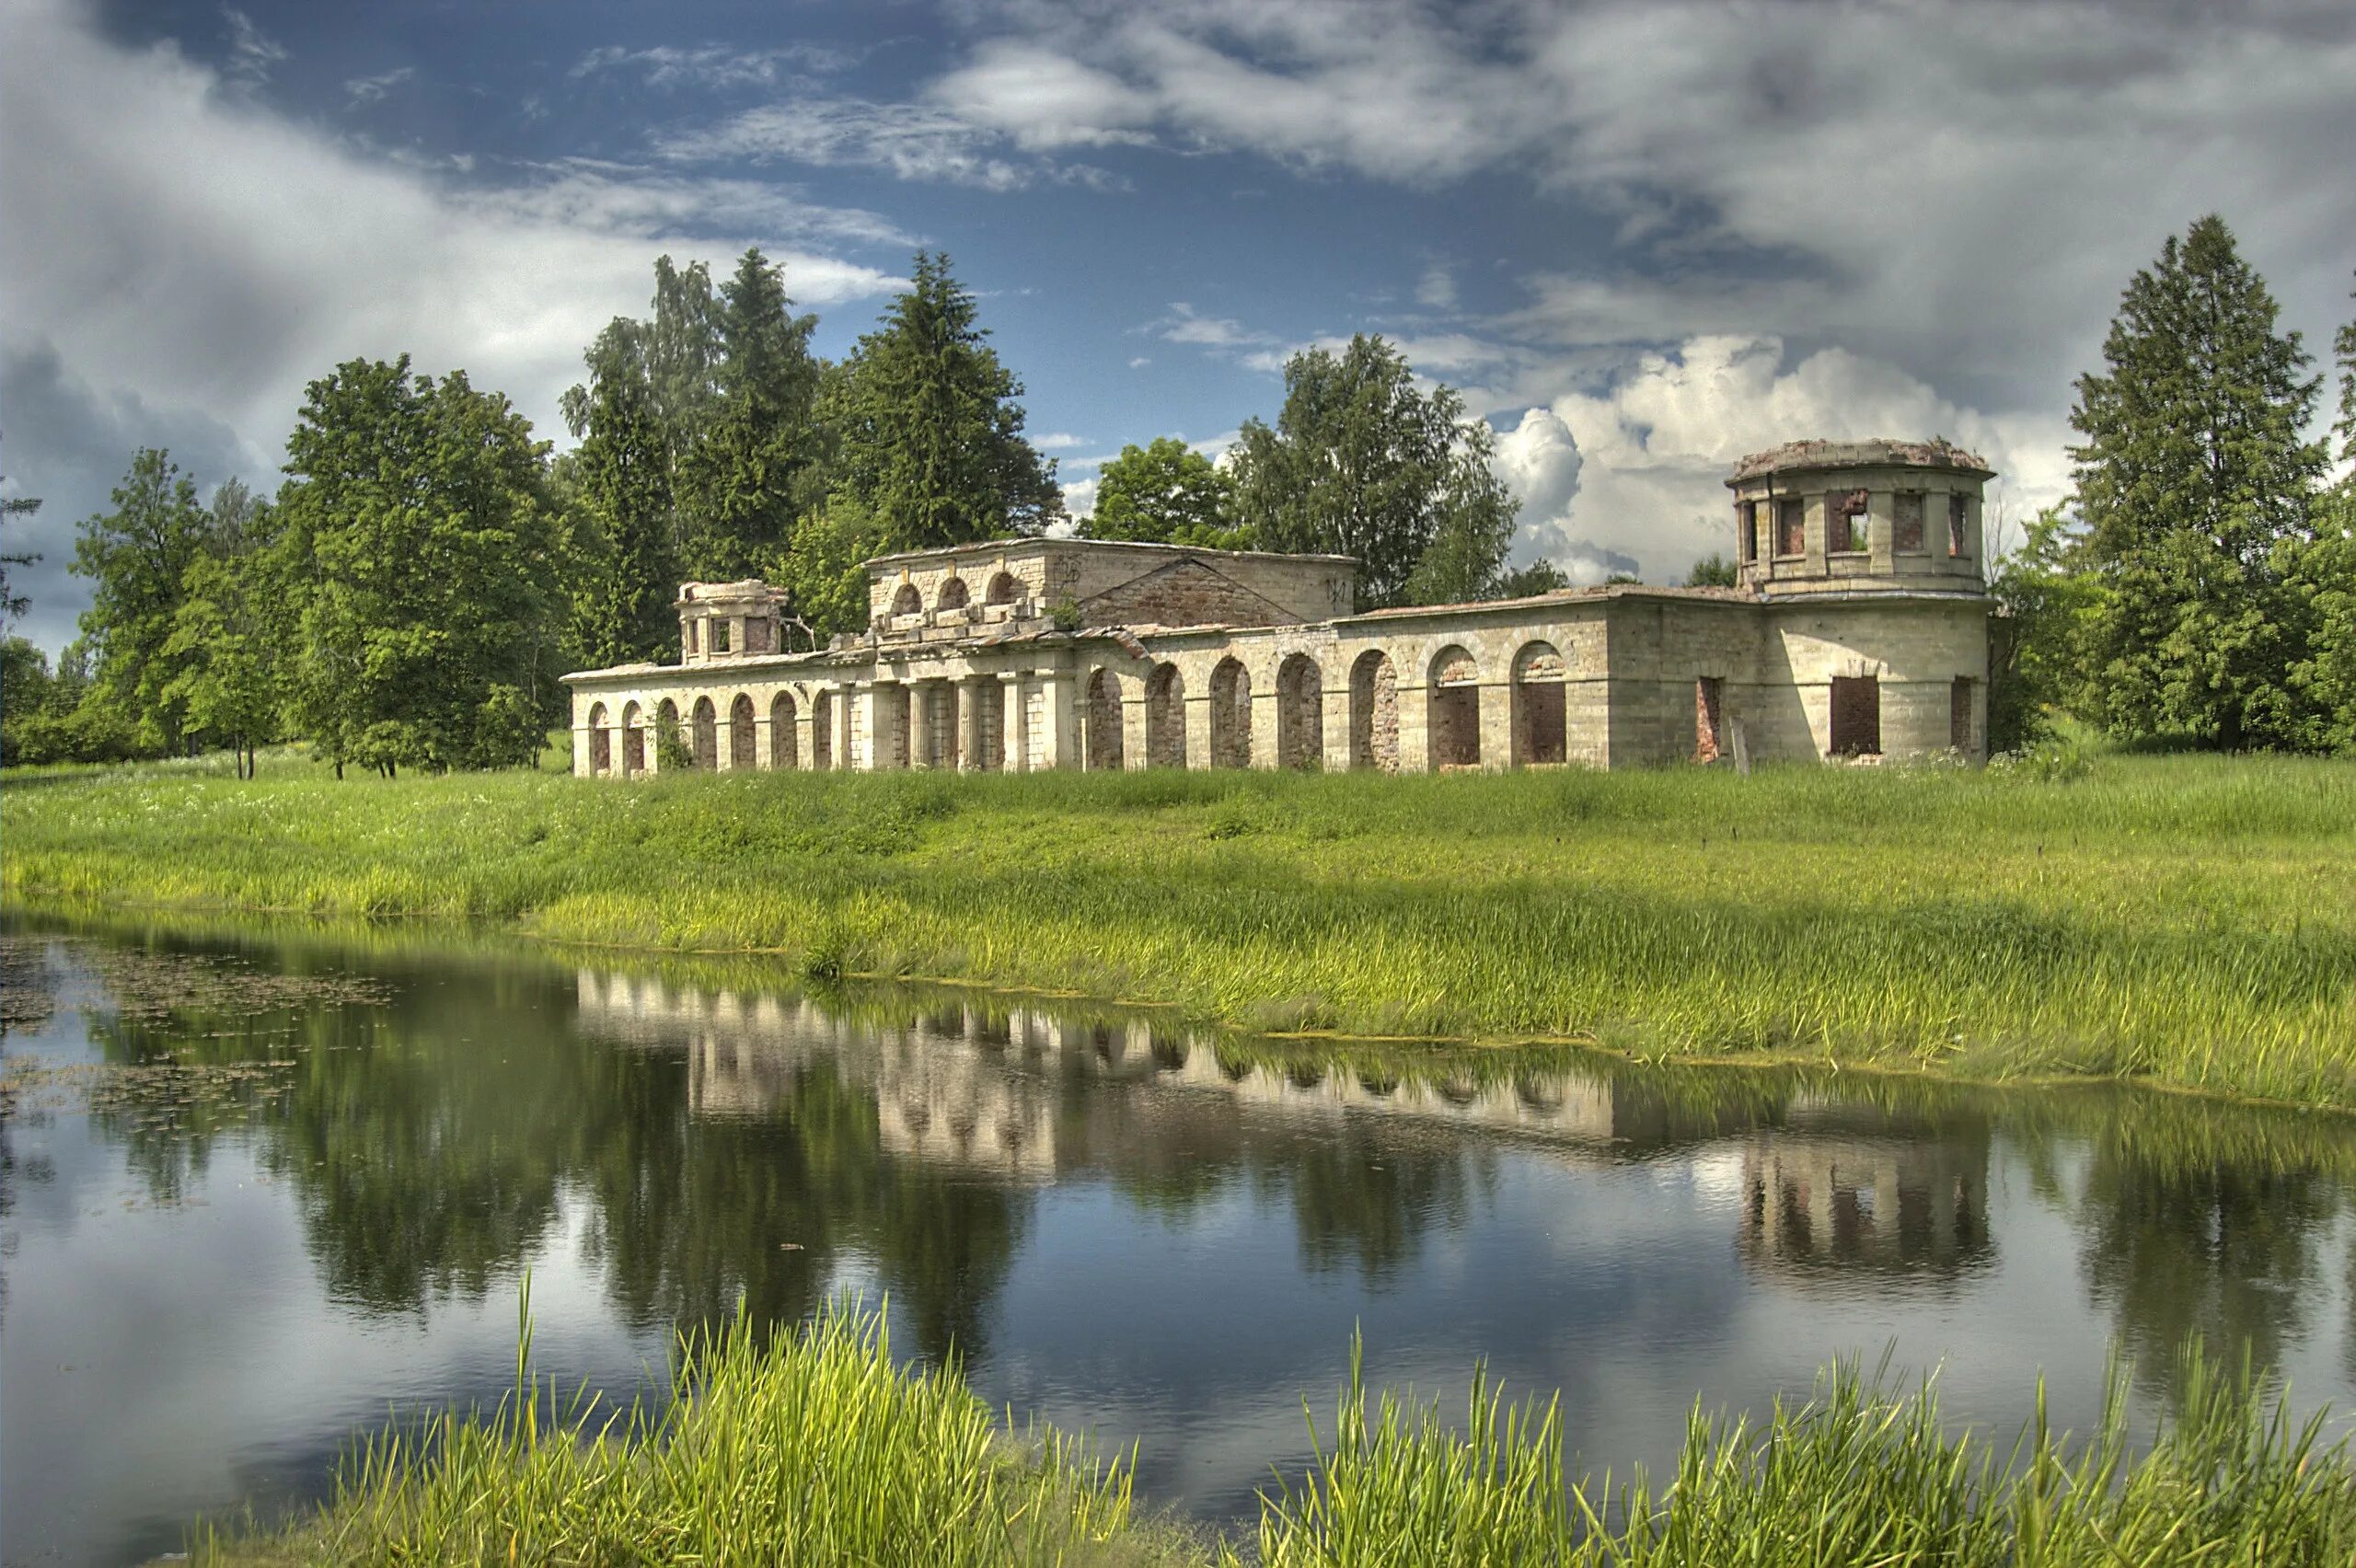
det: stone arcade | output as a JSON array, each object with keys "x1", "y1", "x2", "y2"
[{"x1": 565, "y1": 438, "x2": 1995, "y2": 778}]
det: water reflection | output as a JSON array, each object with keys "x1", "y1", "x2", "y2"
[{"x1": 10, "y1": 914, "x2": 2356, "y2": 1567}]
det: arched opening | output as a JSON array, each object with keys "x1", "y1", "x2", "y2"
[
  {"x1": 936, "y1": 576, "x2": 971, "y2": 613},
  {"x1": 986, "y1": 571, "x2": 1021, "y2": 605},
  {"x1": 811, "y1": 689, "x2": 834, "y2": 770},
  {"x1": 587, "y1": 703, "x2": 612, "y2": 775},
  {"x1": 1276, "y1": 653, "x2": 1322, "y2": 768},
  {"x1": 1510, "y1": 641, "x2": 1566, "y2": 767},
  {"x1": 890, "y1": 582, "x2": 921, "y2": 617},
  {"x1": 1209, "y1": 657, "x2": 1251, "y2": 768},
  {"x1": 729, "y1": 694, "x2": 756, "y2": 770},
  {"x1": 691, "y1": 697, "x2": 719, "y2": 769},
  {"x1": 1145, "y1": 664, "x2": 1185, "y2": 767},
  {"x1": 620, "y1": 701, "x2": 644, "y2": 776},
  {"x1": 1348, "y1": 651, "x2": 1399, "y2": 773},
  {"x1": 1086, "y1": 668, "x2": 1125, "y2": 771},
  {"x1": 1429, "y1": 645, "x2": 1480, "y2": 769},
  {"x1": 770, "y1": 692, "x2": 799, "y2": 769},
  {"x1": 656, "y1": 698, "x2": 682, "y2": 771}
]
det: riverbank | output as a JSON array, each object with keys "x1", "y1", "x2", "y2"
[
  {"x1": 193, "y1": 1300, "x2": 2356, "y2": 1566},
  {"x1": 6, "y1": 749, "x2": 2353, "y2": 1107}
]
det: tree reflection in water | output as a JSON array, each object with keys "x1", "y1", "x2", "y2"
[{"x1": 41, "y1": 912, "x2": 2356, "y2": 1407}]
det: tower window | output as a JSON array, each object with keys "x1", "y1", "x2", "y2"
[
  {"x1": 1830, "y1": 490, "x2": 1869, "y2": 553},
  {"x1": 1776, "y1": 497, "x2": 1806, "y2": 557},
  {"x1": 1737, "y1": 501, "x2": 1756, "y2": 563},
  {"x1": 1894, "y1": 492, "x2": 1926, "y2": 552},
  {"x1": 1948, "y1": 494, "x2": 1970, "y2": 558}
]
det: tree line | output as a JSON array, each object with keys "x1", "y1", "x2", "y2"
[{"x1": 2, "y1": 249, "x2": 1535, "y2": 771}]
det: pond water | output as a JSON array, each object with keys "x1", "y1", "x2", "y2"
[{"x1": 6, "y1": 910, "x2": 2356, "y2": 1565}]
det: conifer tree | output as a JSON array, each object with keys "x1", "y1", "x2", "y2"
[
  {"x1": 571, "y1": 340, "x2": 680, "y2": 668},
  {"x1": 2067, "y1": 215, "x2": 2327, "y2": 747},
  {"x1": 825, "y1": 252, "x2": 1061, "y2": 548},
  {"x1": 2286, "y1": 273, "x2": 2356, "y2": 750},
  {"x1": 676, "y1": 248, "x2": 824, "y2": 578}
]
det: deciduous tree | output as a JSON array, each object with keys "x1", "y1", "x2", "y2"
[
  {"x1": 71, "y1": 447, "x2": 214, "y2": 751},
  {"x1": 277, "y1": 357, "x2": 560, "y2": 775},
  {"x1": 1230, "y1": 336, "x2": 1519, "y2": 610},
  {"x1": 1086, "y1": 437, "x2": 1248, "y2": 548}
]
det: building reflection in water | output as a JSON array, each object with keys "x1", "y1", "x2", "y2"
[{"x1": 1738, "y1": 1101, "x2": 1994, "y2": 1286}]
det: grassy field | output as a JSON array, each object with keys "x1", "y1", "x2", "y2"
[
  {"x1": 200, "y1": 1300, "x2": 2356, "y2": 1566},
  {"x1": 6, "y1": 746, "x2": 2354, "y2": 1107}
]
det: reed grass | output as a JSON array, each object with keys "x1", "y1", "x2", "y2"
[
  {"x1": 199, "y1": 1302, "x2": 2356, "y2": 1566},
  {"x1": 9, "y1": 748, "x2": 2355, "y2": 1106}
]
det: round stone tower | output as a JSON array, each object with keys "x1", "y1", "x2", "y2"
[{"x1": 1726, "y1": 438, "x2": 1993, "y2": 598}]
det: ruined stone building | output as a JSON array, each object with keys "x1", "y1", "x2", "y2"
[{"x1": 565, "y1": 438, "x2": 1995, "y2": 777}]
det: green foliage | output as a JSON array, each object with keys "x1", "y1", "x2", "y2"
[
  {"x1": 2281, "y1": 274, "x2": 2356, "y2": 752},
  {"x1": 1985, "y1": 506, "x2": 2107, "y2": 751},
  {"x1": 569, "y1": 335, "x2": 680, "y2": 668},
  {"x1": 1230, "y1": 336, "x2": 1519, "y2": 610},
  {"x1": 159, "y1": 548, "x2": 283, "y2": 778},
  {"x1": 824, "y1": 252, "x2": 1062, "y2": 550},
  {"x1": 2066, "y1": 214, "x2": 2328, "y2": 749},
  {"x1": 674, "y1": 248, "x2": 826, "y2": 579},
  {"x1": 1495, "y1": 559, "x2": 1571, "y2": 597},
  {"x1": 773, "y1": 495, "x2": 890, "y2": 641},
  {"x1": 202, "y1": 1302, "x2": 2356, "y2": 1566},
  {"x1": 277, "y1": 356, "x2": 561, "y2": 775},
  {"x1": 213, "y1": 1300, "x2": 1138, "y2": 1566},
  {"x1": 1087, "y1": 438, "x2": 1250, "y2": 548},
  {"x1": 1, "y1": 433, "x2": 42, "y2": 628},
  {"x1": 1684, "y1": 552, "x2": 1738, "y2": 588},
  {"x1": 71, "y1": 447, "x2": 217, "y2": 752}
]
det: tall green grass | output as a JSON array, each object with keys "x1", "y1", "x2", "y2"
[
  {"x1": 9, "y1": 750, "x2": 2356, "y2": 1105},
  {"x1": 202, "y1": 1303, "x2": 2356, "y2": 1566}
]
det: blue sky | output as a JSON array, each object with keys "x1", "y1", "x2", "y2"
[{"x1": 5, "y1": 0, "x2": 2353, "y2": 651}]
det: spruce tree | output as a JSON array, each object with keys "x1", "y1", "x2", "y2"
[
  {"x1": 2067, "y1": 215, "x2": 2327, "y2": 747},
  {"x1": 572, "y1": 354, "x2": 679, "y2": 668},
  {"x1": 2286, "y1": 274, "x2": 2356, "y2": 751},
  {"x1": 676, "y1": 248, "x2": 824, "y2": 578},
  {"x1": 825, "y1": 252, "x2": 1061, "y2": 548}
]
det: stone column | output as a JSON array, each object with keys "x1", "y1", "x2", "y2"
[
  {"x1": 1477, "y1": 680, "x2": 1511, "y2": 771},
  {"x1": 1320, "y1": 674, "x2": 1351, "y2": 770},
  {"x1": 1399, "y1": 681, "x2": 1432, "y2": 773},
  {"x1": 751, "y1": 709, "x2": 771, "y2": 771},
  {"x1": 999, "y1": 673, "x2": 1026, "y2": 772},
  {"x1": 861, "y1": 682, "x2": 894, "y2": 771},
  {"x1": 1121, "y1": 679, "x2": 1149, "y2": 770},
  {"x1": 1041, "y1": 669, "x2": 1077, "y2": 770},
  {"x1": 1184, "y1": 686, "x2": 1213, "y2": 770},
  {"x1": 572, "y1": 723, "x2": 592, "y2": 778},
  {"x1": 1249, "y1": 677, "x2": 1281, "y2": 771},
  {"x1": 836, "y1": 685, "x2": 857, "y2": 772},
  {"x1": 964, "y1": 675, "x2": 992, "y2": 772}
]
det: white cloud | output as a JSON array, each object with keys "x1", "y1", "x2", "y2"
[
  {"x1": 1415, "y1": 261, "x2": 1457, "y2": 310},
  {"x1": 572, "y1": 42, "x2": 858, "y2": 91},
  {"x1": 1490, "y1": 335, "x2": 2071, "y2": 586},
  {"x1": 1127, "y1": 355, "x2": 1151, "y2": 369},
  {"x1": 1029, "y1": 431, "x2": 1087, "y2": 451},
  {"x1": 1060, "y1": 477, "x2": 1100, "y2": 520},
  {"x1": 220, "y1": 6, "x2": 284, "y2": 92},
  {"x1": 1150, "y1": 303, "x2": 1272, "y2": 351},
  {"x1": 341, "y1": 65, "x2": 412, "y2": 108},
  {"x1": 655, "y1": 91, "x2": 1126, "y2": 192},
  {"x1": 929, "y1": 41, "x2": 1152, "y2": 151},
  {"x1": 0, "y1": 0, "x2": 897, "y2": 649}
]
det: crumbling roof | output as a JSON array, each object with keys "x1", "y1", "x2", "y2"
[{"x1": 1727, "y1": 438, "x2": 1992, "y2": 484}]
